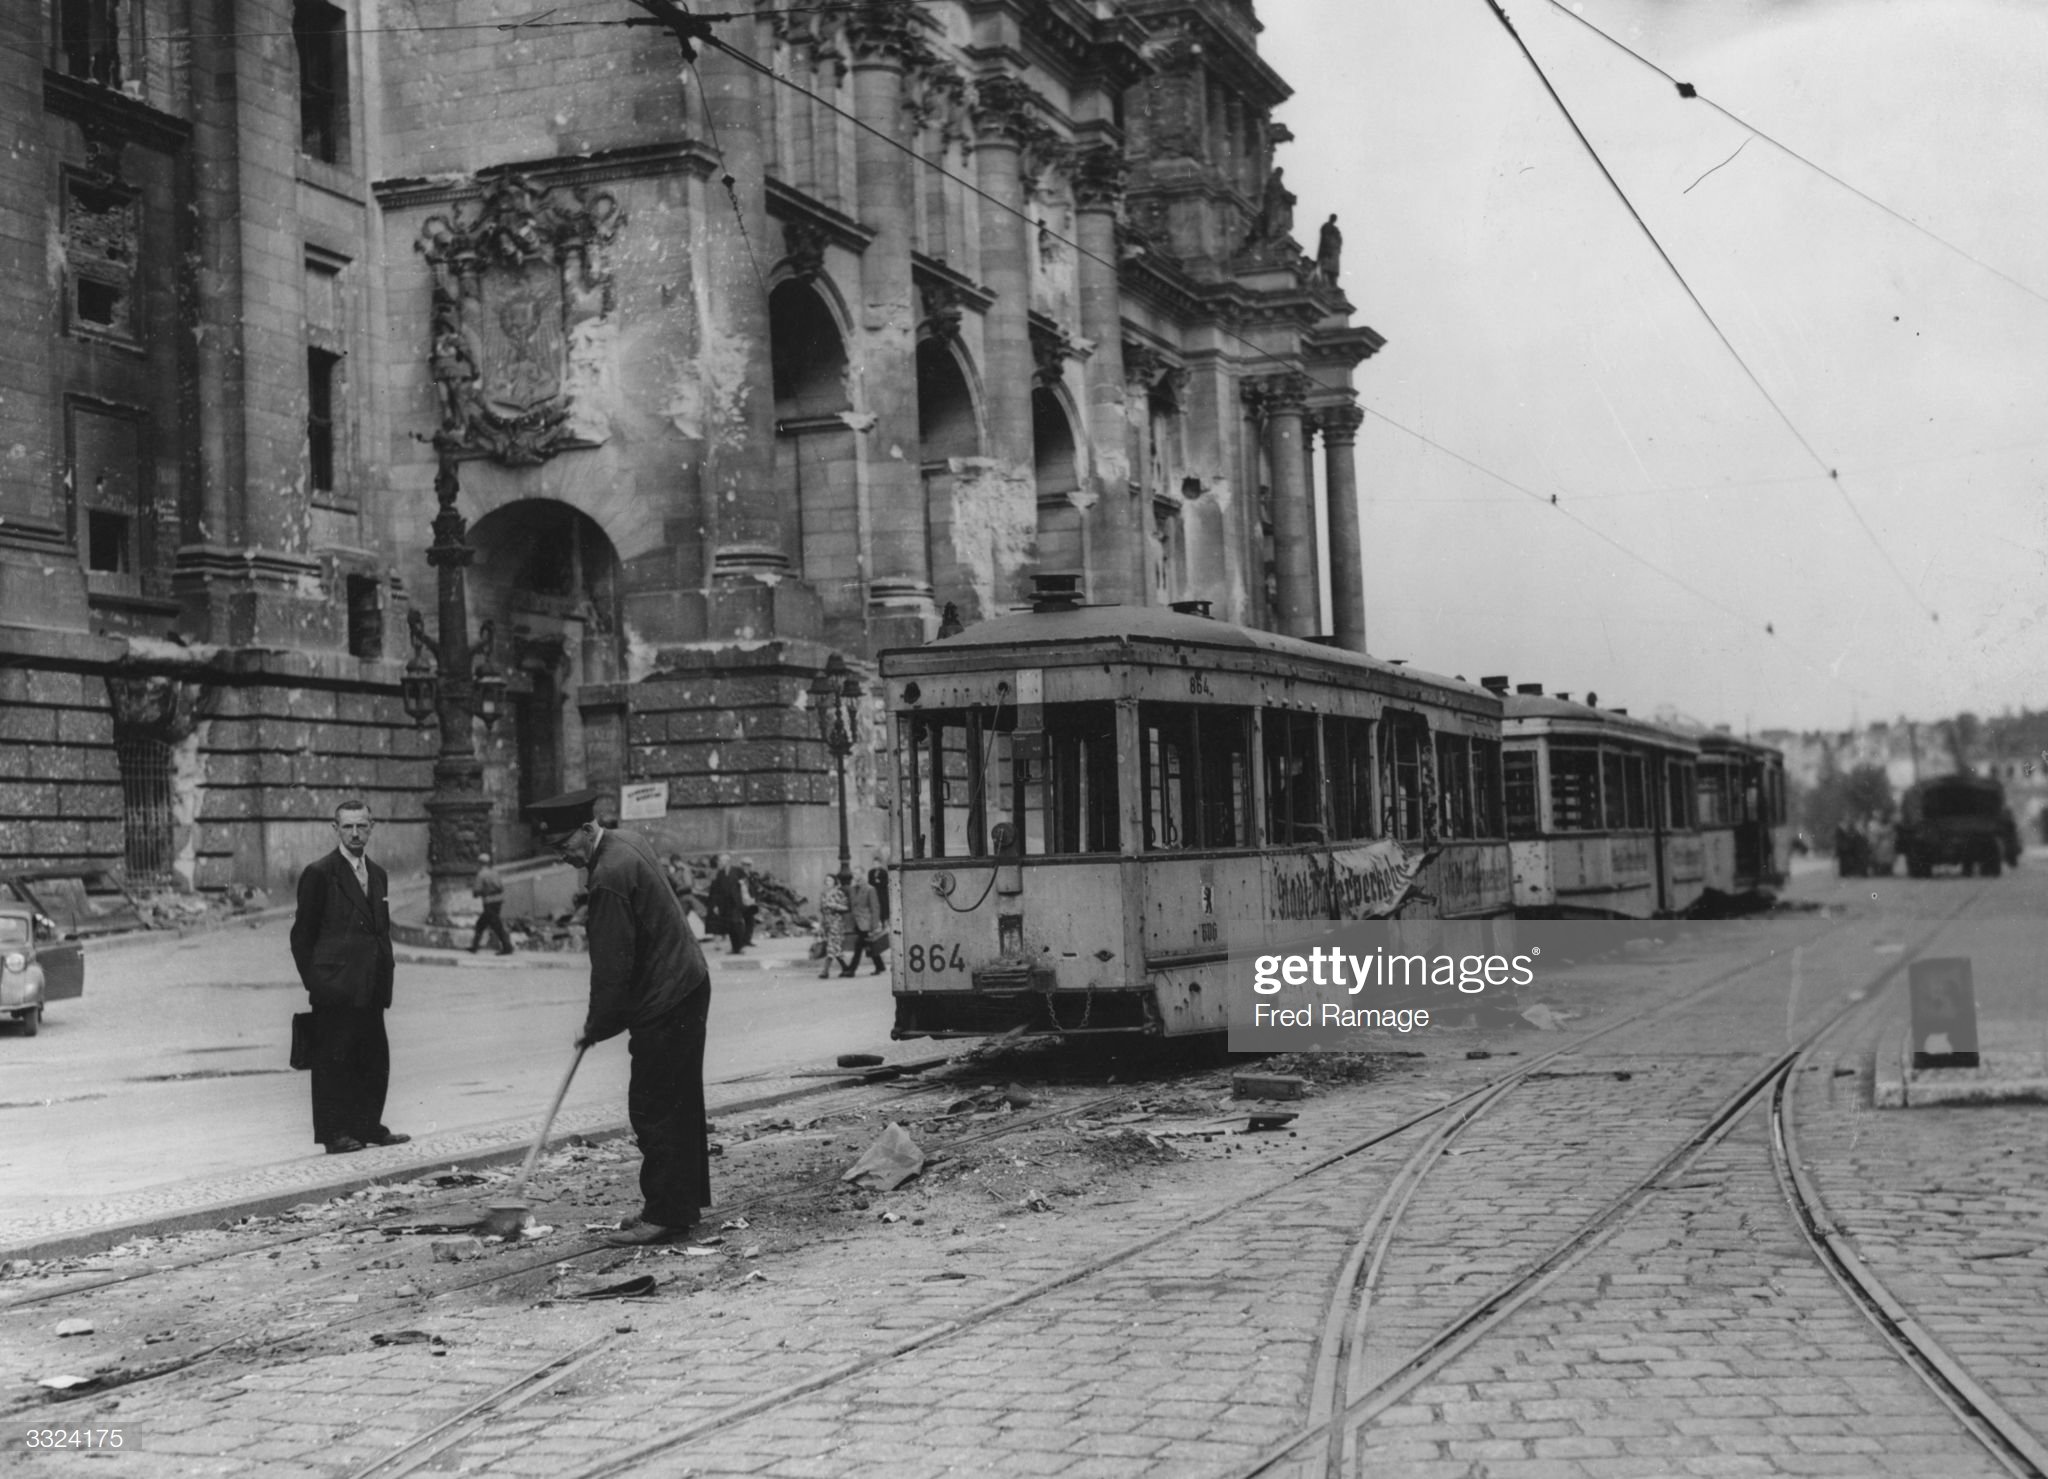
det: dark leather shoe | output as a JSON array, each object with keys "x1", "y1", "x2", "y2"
[
  {"x1": 325, "y1": 1136, "x2": 367, "y2": 1155},
  {"x1": 602, "y1": 1221, "x2": 691, "y2": 1247},
  {"x1": 367, "y1": 1131, "x2": 411, "y2": 1147}
]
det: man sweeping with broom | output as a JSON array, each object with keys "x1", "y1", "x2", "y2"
[{"x1": 528, "y1": 788, "x2": 712, "y2": 1246}]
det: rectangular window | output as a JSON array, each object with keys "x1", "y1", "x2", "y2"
[
  {"x1": 1472, "y1": 737, "x2": 1504, "y2": 838},
  {"x1": 63, "y1": 174, "x2": 140, "y2": 346},
  {"x1": 1696, "y1": 760, "x2": 1729, "y2": 827},
  {"x1": 67, "y1": 398, "x2": 146, "y2": 590},
  {"x1": 295, "y1": 0, "x2": 349, "y2": 164},
  {"x1": 905, "y1": 701, "x2": 1119, "y2": 860},
  {"x1": 58, "y1": 0, "x2": 125, "y2": 87},
  {"x1": 1549, "y1": 743, "x2": 1601, "y2": 832},
  {"x1": 1504, "y1": 747, "x2": 1540, "y2": 837},
  {"x1": 1601, "y1": 750, "x2": 1627, "y2": 830},
  {"x1": 1435, "y1": 732, "x2": 1473, "y2": 839},
  {"x1": 1325, "y1": 715, "x2": 1375, "y2": 841},
  {"x1": 1263, "y1": 709, "x2": 1324, "y2": 845},
  {"x1": 307, "y1": 347, "x2": 339, "y2": 493},
  {"x1": 346, "y1": 573, "x2": 382, "y2": 660},
  {"x1": 1665, "y1": 759, "x2": 1695, "y2": 830},
  {"x1": 1141, "y1": 703, "x2": 1250, "y2": 851},
  {"x1": 1381, "y1": 712, "x2": 1428, "y2": 842}
]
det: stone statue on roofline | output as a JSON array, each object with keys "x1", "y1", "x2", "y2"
[{"x1": 1316, "y1": 214, "x2": 1343, "y2": 284}]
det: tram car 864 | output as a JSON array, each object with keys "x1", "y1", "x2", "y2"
[
  {"x1": 879, "y1": 602, "x2": 1514, "y2": 1041},
  {"x1": 1492, "y1": 684, "x2": 1706, "y2": 918}
]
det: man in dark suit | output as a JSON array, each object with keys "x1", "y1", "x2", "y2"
[{"x1": 290, "y1": 798, "x2": 409, "y2": 1155}]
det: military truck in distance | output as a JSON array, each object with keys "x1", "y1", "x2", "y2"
[{"x1": 1896, "y1": 773, "x2": 2015, "y2": 878}]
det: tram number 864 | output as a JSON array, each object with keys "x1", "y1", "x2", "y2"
[{"x1": 906, "y1": 944, "x2": 967, "y2": 973}]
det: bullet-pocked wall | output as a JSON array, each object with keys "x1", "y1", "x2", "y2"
[{"x1": 0, "y1": 0, "x2": 1379, "y2": 902}]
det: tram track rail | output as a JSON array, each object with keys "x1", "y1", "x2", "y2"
[
  {"x1": 1230, "y1": 882, "x2": 2045, "y2": 1479},
  {"x1": 0, "y1": 1067, "x2": 1140, "y2": 1421},
  {"x1": 523, "y1": 915, "x2": 1864, "y2": 1479}
]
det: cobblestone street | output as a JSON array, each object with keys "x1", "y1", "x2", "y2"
[{"x1": 4, "y1": 867, "x2": 2045, "y2": 1477}]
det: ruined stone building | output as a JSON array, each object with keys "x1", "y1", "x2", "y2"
[{"x1": 2, "y1": 0, "x2": 1380, "y2": 899}]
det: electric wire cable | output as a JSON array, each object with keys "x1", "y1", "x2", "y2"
[
  {"x1": 1480, "y1": 0, "x2": 1939, "y2": 626},
  {"x1": 1541, "y1": 0, "x2": 2048, "y2": 311}
]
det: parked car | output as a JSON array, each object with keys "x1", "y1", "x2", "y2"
[
  {"x1": 0, "y1": 901, "x2": 84, "y2": 1036},
  {"x1": 0, "y1": 869, "x2": 148, "y2": 938}
]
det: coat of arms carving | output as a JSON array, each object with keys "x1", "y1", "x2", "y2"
[{"x1": 418, "y1": 174, "x2": 623, "y2": 465}]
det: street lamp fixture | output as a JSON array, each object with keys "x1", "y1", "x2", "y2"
[
  {"x1": 404, "y1": 451, "x2": 507, "y2": 928},
  {"x1": 810, "y1": 653, "x2": 864, "y2": 885}
]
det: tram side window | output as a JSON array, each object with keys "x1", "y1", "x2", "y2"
[
  {"x1": 1435, "y1": 732, "x2": 1474, "y2": 839},
  {"x1": 1325, "y1": 715, "x2": 1375, "y2": 841},
  {"x1": 1141, "y1": 703, "x2": 1250, "y2": 850},
  {"x1": 1665, "y1": 759, "x2": 1696, "y2": 830},
  {"x1": 1381, "y1": 712, "x2": 1429, "y2": 841},
  {"x1": 1504, "y1": 748, "x2": 1540, "y2": 837},
  {"x1": 1034, "y1": 701, "x2": 1120, "y2": 854},
  {"x1": 1601, "y1": 750, "x2": 1626, "y2": 830},
  {"x1": 1473, "y1": 737, "x2": 1504, "y2": 837},
  {"x1": 1696, "y1": 760, "x2": 1729, "y2": 827},
  {"x1": 1549, "y1": 743, "x2": 1601, "y2": 832},
  {"x1": 1623, "y1": 751, "x2": 1648, "y2": 829},
  {"x1": 1264, "y1": 709, "x2": 1324, "y2": 844}
]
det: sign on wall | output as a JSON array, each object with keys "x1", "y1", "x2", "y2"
[{"x1": 619, "y1": 781, "x2": 669, "y2": 821}]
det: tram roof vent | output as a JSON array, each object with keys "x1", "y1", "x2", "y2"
[
  {"x1": 1307, "y1": 634, "x2": 1344, "y2": 647},
  {"x1": 1611, "y1": 707, "x2": 1628, "y2": 715},
  {"x1": 1713, "y1": 723, "x2": 1733, "y2": 733},
  {"x1": 1479, "y1": 675, "x2": 1510, "y2": 693},
  {"x1": 1168, "y1": 599, "x2": 1214, "y2": 619},
  {"x1": 1515, "y1": 683, "x2": 1543, "y2": 695},
  {"x1": 1029, "y1": 572, "x2": 1085, "y2": 612}
]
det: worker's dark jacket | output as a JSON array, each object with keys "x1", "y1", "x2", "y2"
[
  {"x1": 290, "y1": 849, "x2": 395, "y2": 1010},
  {"x1": 582, "y1": 827, "x2": 708, "y2": 1044}
]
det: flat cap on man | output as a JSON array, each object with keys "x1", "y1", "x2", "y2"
[{"x1": 526, "y1": 788, "x2": 603, "y2": 832}]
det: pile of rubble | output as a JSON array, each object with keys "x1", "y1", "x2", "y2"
[
  {"x1": 129, "y1": 883, "x2": 273, "y2": 932},
  {"x1": 507, "y1": 858, "x2": 814, "y2": 949}
]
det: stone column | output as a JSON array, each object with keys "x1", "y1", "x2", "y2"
[
  {"x1": 971, "y1": 77, "x2": 1038, "y2": 472},
  {"x1": 697, "y1": 30, "x2": 803, "y2": 640},
  {"x1": 1074, "y1": 144, "x2": 1138, "y2": 608},
  {"x1": 1301, "y1": 413, "x2": 1323, "y2": 634},
  {"x1": 1254, "y1": 374, "x2": 1316, "y2": 639},
  {"x1": 846, "y1": 10, "x2": 931, "y2": 648},
  {"x1": 1323, "y1": 403, "x2": 1367, "y2": 653}
]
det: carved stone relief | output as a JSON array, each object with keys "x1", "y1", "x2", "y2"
[{"x1": 417, "y1": 174, "x2": 623, "y2": 466}]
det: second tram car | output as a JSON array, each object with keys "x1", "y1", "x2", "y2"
[
  {"x1": 880, "y1": 603, "x2": 1513, "y2": 1040},
  {"x1": 1494, "y1": 685, "x2": 1706, "y2": 918},
  {"x1": 1678, "y1": 726, "x2": 1792, "y2": 895}
]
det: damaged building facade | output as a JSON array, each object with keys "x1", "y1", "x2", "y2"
[{"x1": 1, "y1": 0, "x2": 1380, "y2": 897}]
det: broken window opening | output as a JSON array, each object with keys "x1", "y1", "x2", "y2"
[
  {"x1": 1140, "y1": 703, "x2": 1250, "y2": 852},
  {"x1": 903, "y1": 701, "x2": 1120, "y2": 860}
]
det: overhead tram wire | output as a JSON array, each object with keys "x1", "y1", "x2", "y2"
[
  {"x1": 1540, "y1": 0, "x2": 2048, "y2": 313},
  {"x1": 1478, "y1": 0, "x2": 1941, "y2": 627}
]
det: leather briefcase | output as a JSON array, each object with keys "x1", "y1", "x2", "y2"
[{"x1": 290, "y1": 1011, "x2": 314, "y2": 1071}]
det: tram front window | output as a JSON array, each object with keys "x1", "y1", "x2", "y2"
[
  {"x1": 903, "y1": 702, "x2": 1119, "y2": 860},
  {"x1": 1696, "y1": 760, "x2": 1729, "y2": 827},
  {"x1": 1142, "y1": 703, "x2": 1250, "y2": 851}
]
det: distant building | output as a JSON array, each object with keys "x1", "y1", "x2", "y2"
[{"x1": 2, "y1": 0, "x2": 1379, "y2": 892}]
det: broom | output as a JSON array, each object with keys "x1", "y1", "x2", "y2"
[{"x1": 478, "y1": 1043, "x2": 587, "y2": 1238}]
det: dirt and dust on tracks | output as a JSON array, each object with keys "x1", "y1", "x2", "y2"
[{"x1": 0, "y1": 1037, "x2": 1437, "y2": 1411}]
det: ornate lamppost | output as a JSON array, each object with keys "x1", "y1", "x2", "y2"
[
  {"x1": 809, "y1": 653, "x2": 864, "y2": 885},
  {"x1": 402, "y1": 452, "x2": 507, "y2": 929}
]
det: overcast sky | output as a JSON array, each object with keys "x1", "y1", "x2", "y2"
[{"x1": 1258, "y1": 0, "x2": 2048, "y2": 736}]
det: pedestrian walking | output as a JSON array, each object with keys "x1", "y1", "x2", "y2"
[
  {"x1": 842, "y1": 870, "x2": 886, "y2": 976},
  {"x1": 867, "y1": 853, "x2": 891, "y2": 930},
  {"x1": 528, "y1": 788, "x2": 712, "y2": 1246},
  {"x1": 738, "y1": 857, "x2": 762, "y2": 945},
  {"x1": 706, "y1": 853, "x2": 749, "y2": 954},
  {"x1": 665, "y1": 853, "x2": 703, "y2": 936},
  {"x1": 289, "y1": 799, "x2": 408, "y2": 1155},
  {"x1": 817, "y1": 874, "x2": 849, "y2": 979},
  {"x1": 469, "y1": 850, "x2": 515, "y2": 955}
]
